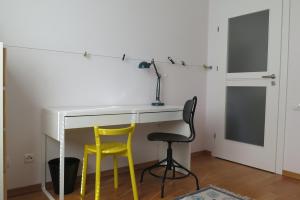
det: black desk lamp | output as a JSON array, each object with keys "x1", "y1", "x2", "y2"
[{"x1": 139, "y1": 59, "x2": 164, "y2": 106}]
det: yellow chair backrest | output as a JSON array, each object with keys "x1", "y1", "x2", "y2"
[{"x1": 93, "y1": 123, "x2": 136, "y2": 147}]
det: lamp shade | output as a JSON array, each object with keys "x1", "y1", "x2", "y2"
[{"x1": 138, "y1": 61, "x2": 151, "y2": 69}]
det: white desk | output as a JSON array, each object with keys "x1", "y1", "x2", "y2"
[{"x1": 41, "y1": 105, "x2": 191, "y2": 200}]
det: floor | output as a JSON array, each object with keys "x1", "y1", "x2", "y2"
[{"x1": 9, "y1": 153, "x2": 300, "y2": 200}]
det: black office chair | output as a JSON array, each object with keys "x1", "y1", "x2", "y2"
[{"x1": 140, "y1": 96, "x2": 199, "y2": 198}]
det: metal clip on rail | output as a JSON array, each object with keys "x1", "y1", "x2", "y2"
[{"x1": 202, "y1": 64, "x2": 213, "y2": 70}]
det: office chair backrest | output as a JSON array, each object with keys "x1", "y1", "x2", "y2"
[{"x1": 183, "y1": 96, "x2": 197, "y2": 141}]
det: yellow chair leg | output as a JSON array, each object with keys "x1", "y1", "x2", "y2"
[
  {"x1": 127, "y1": 151, "x2": 138, "y2": 200},
  {"x1": 113, "y1": 156, "x2": 118, "y2": 189},
  {"x1": 95, "y1": 153, "x2": 101, "y2": 200},
  {"x1": 80, "y1": 148, "x2": 89, "y2": 198}
]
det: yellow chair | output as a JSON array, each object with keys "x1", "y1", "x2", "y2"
[{"x1": 80, "y1": 123, "x2": 138, "y2": 200}]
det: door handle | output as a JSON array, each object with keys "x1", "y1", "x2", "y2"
[{"x1": 262, "y1": 74, "x2": 276, "y2": 79}]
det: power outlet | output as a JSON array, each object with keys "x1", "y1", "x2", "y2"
[{"x1": 24, "y1": 153, "x2": 34, "y2": 163}]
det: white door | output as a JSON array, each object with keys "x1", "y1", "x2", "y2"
[{"x1": 212, "y1": 0, "x2": 282, "y2": 172}]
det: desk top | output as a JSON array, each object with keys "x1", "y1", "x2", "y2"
[{"x1": 44, "y1": 105, "x2": 183, "y2": 117}]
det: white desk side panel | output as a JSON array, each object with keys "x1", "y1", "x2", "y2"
[{"x1": 42, "y1": 109, "x2": 61, "y2": 141}]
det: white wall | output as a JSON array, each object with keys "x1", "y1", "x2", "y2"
[
  {"x1": 0, "y1": 0, "x2": 209, "y2": 189},
  {"x1": 283, "y1": 0, "x2": 300, "y2": 174}
]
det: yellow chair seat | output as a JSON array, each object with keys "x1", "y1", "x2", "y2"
[{"x1": 85, "y1": 142, "x2": 127, "y2": 154}]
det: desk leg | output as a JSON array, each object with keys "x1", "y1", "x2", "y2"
[
  {"x1": 59, "y1": 129, "x2": 65, "y2": 200},
  {"x1": 41, "y1": 134, "x2": 55, "y2": 200},
  {"x1": 158, "y1": 121, "x2": 191, "y2": 171}
]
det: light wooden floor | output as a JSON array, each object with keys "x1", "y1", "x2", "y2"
[{"x1": 9, "y1": 153, "x2": 300, "y2": 200}]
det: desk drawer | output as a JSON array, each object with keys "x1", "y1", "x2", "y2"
[
  {"x1": 139, "y1": 111, "x2": 182, "y2": 123},
  {"x1": 65, "y1": 114, "x2": 135, "y2": 129}
]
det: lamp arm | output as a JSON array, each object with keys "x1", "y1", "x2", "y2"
[
  {"x1": 149, "y1": 59, "x2": 163, "y2": 105},
  {"x1": 151, "y1": 59, "x2": 161, "y2": 78},
  {"x1": 152, "y1": 59, "x2": 161, "y2": 101},
  {"x1": 138, "y1": 59, "x2": 164, "y2": 105},
  {"x1": 156, "y1": 76, "x2": 161, "y2": 101}
]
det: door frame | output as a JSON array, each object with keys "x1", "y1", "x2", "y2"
[
  {"x1": 276, "y1": 0, "x2": 291, "y2": 174},
  {"x1": 206, "y1": 0, "x2": 291, "y2": 174}
]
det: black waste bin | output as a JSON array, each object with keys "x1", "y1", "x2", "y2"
[{"x1": 48, "y1": 157, "x2": 80, "y2": 194}]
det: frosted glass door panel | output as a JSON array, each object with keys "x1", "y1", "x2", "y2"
[
  {"x1": 227, "y1": 10, "x2": 269, "y2": 73},
  {"x1": 226, "y1": 86, "x2": 266, "y2": 146}
]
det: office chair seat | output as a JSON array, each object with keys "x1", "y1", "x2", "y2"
[{"x1": 147, "y1": 132, "x2": 189, "y2": 142}]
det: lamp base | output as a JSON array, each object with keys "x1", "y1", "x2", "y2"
[{"x1": 151, "y1": 102, "x2": 165, "y2": 106}]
